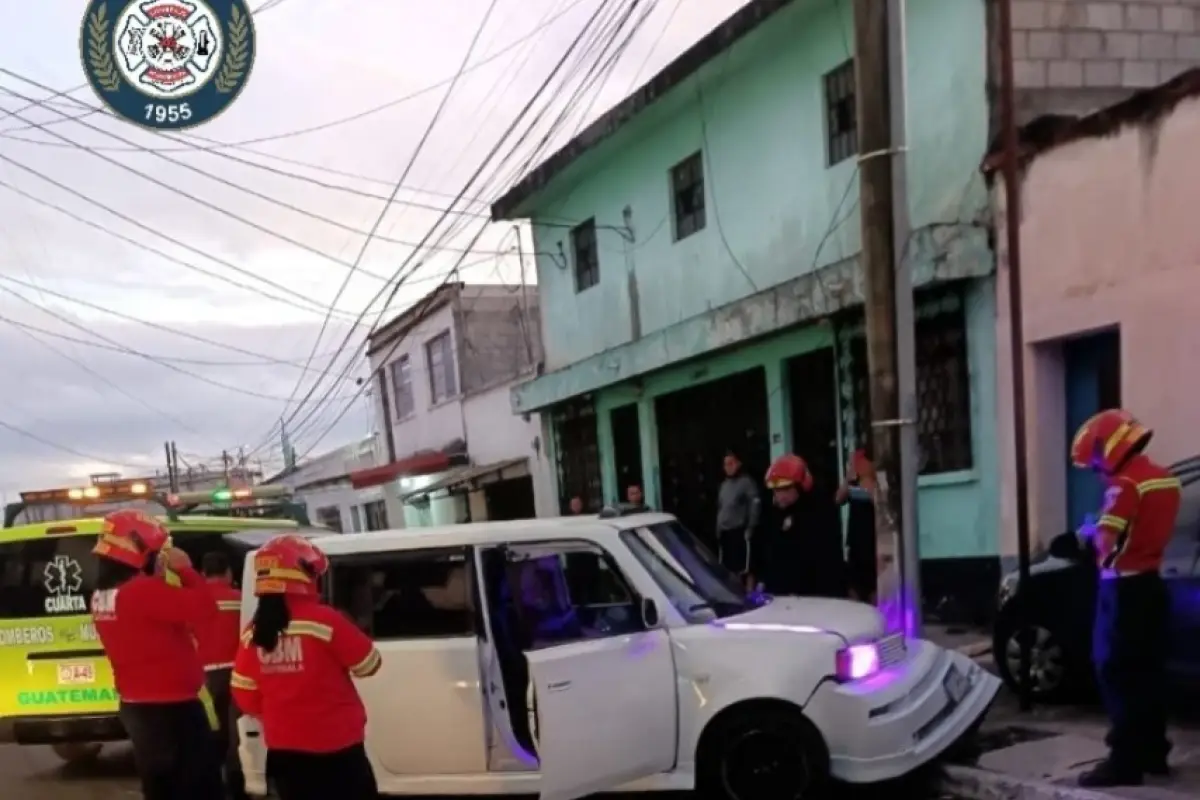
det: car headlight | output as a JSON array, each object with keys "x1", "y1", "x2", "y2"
[{"x1": 835, "y1": 642, "x2": 881, "y2": 682}]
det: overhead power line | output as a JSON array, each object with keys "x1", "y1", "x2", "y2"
[{"x1": 0, "y1": 0, "x2": 595, "y2": 150}]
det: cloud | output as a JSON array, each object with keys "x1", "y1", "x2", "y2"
[{"x1": 0, "y1": 0, "x2": 749, "y2": 497}]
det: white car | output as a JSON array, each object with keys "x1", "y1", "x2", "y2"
[{"x1": 233, "y1": 511, "x2": 999, "y2": 800}]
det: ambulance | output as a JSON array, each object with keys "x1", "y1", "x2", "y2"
[{"x1": 0, "y1": 481, "x2": 315, "y2": 763}]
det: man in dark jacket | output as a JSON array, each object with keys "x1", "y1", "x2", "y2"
[
  {"x1": 759, "y1": 453, "x2": 846, "y2": 598},
  {"x1": 716, "y1": 449, "x2": 762, "y2": 586},
  {"x1": 837, "y1": 449, "x2": 878, "y2": 603}
]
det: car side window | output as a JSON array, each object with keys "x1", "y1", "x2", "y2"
[
  {"x1": 509, "y1": 543, "x2": 642, "y2": 648},
  {"x1": 329, "y1": 548, "x2": 474, "y2": 640},
  {"x1": 1168, "y1": 476, "x2": 1200, "y2": 573}
]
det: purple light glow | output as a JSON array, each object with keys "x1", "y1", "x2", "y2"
[{"x1": 837, "y1": 642, "x2": 881, "y2": 681}]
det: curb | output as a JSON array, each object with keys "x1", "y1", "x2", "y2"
[{"x1": 937, "y1": 765, "x2": 1121, "y2": 800}]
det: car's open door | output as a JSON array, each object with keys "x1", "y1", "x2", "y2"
[{"x1": 527, "y1": 627, "x2": 678, "y2": 800}]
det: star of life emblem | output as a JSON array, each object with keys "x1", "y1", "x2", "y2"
[
  {"x1": 115, "y1": 0, "x2": 221, "y2": 98},
  {"x1": 44, "y1": 555, "x2": 83, "y2": 596}
]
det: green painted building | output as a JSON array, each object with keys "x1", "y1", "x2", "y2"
[{"x1": 492, "y1": 0, "x2": 1000, "y2": 618}]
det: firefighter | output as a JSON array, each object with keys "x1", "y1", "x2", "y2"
[
  {"x1": 196, "y1": 551, "x2": 248, "y2": 800},
  {"x1": 1056, "y1": 409, "x2": 1179, "y2": 787},
  {"x1": 231, "y1": 535, "x2": 383, "y2": 800},
  {"x1": 758, "y1": 453, "x2": 846, "y2": 598},
  {"x1": 89, "y1": 509, "x2": 224, "y2": 800}
]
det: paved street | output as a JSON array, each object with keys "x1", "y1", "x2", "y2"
[{"x1": 0, "y1": 742, "x2": 138, "y2": 798}]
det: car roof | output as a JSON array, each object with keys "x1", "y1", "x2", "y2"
[{"x1": 308, "y1": 512, "x2": 677, "y2": 556}]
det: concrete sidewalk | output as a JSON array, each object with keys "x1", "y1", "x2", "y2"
[{"x1": 937, "y1": 686, "x2": 1200, "y2": 800}]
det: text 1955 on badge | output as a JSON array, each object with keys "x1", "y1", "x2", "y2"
[{"x1": 80, "y1": 0, "x2": 256, "y2": 130}]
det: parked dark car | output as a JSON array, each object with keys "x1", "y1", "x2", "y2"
[{"x1": 993, "y1": 456, "x2": 1200, "y2": 702}]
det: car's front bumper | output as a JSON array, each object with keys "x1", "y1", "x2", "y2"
[{"x1": 804, "y1": 637, "x2": 999, "y2": 784}]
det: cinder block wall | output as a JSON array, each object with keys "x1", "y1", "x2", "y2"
[{"x1": 1007, "y1": 1, "x2": 1200, "y2": 119}]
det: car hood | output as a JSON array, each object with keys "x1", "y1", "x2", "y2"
[
  {"x1": 723, "y1": 596, "x2": 885, "y2": 644},
  {"x1": 1002, "y1": 552, "x2": 1077, "y2": 584}
]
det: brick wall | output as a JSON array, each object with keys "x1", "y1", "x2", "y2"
[{"x1": 1008, "y1": 0, "x2": 1200, "y2": 118}]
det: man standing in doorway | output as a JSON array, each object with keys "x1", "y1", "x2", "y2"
[
  {"x1": 626, "y1": 483, "x2": 650, "y2": 511},
  {"x1": 567, "y1": 496, "x2": 585, "y2": 515},
  {"x1": 837, "y1": 449, "x2": 878, "y2": 604},
  {"x1": 716, "y1": 449, "x2": 762, "y2": 589}
]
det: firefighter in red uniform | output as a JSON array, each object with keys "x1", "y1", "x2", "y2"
[
  {"x1": 90, "y1": 509, "x2": 224, "y2": 800},
  {"x1": 196, "y1": 551, "x2": 248, "y2": 800},
  {"x1": 231, "y1": 535, "x2": 382, "y2": 800},
  {"x1": 1053, "y1": 409, "x2": 1180, "y2": 787},
  {"x1": 758, "y1": 454, "x2": 846, "y2": 597}
]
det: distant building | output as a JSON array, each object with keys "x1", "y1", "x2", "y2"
[
  {"x1": 264, "y1": 437, "x2": 381, "y2": 532},
  {"x1": 348, "y1": 282, "x2": 555, "y2": 527}
]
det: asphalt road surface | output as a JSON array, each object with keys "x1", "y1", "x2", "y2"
[
  {"x1": 0, "y1": 743, "x2": 959, "y2": 799},
  {"x1": 0, "y1": 742, "x2": 138, "y2": 798}
]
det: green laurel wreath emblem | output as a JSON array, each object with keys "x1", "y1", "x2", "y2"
[
  {"x1": 215, "y1": 5, "x2": 250, "y2": 94},
  {"x1": 85, "y1": 5, "x2": 121, "y2": 93}
]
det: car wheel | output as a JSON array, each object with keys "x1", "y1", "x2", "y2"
[
  {"x1": 995, "y1": 619, "x2": 1078, "y2": 703},
  {"x1": 51, "y1": 742, "x2": 103, "y2": 764},
  {"x1": 697, "y1": 705, "x2": 830, "y2": 800}
]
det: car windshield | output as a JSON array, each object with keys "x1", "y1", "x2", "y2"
[{"x1": 621, "y1": 521, "x2": 754, "y2": 623}]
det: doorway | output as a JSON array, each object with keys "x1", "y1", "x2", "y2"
[
  {"x1": 786, "y1": 348, "x2": 841, "y2": 495},
  {"x1": 610, "y1": 404, "x2": 643, "y2": 505},
  {"x1": 655, "y1": 368, "x2": 770, "y2": 548},
  {"x1": 484, "y1": 476, "x2": 536, "y2": 521},
  {"x1": 1064, "y1": 329, "x2": 1121, "y2": 527}
]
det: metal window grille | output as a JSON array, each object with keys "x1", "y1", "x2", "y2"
[
  {"x1": 426, "y1": 331, "x2": 457, "y2": 402},
  {"x1": 824, "y1": 59, "x2": 858, "y2": 166},
  {"x1": 840, "y1": 289, "x2": 974, "y2": 474},
  {"x1": 550, "y1": 399, "x2": 603, "y2": 512},
  {"x1": 671, "y1": 152, "x2": 706, "y2": 240},
  {"x1": 571, "y1": 219, "x2": 600, "y2": 292},
  {"x1": 390, "y1": 356, "x2": 414, "y2": 420}
]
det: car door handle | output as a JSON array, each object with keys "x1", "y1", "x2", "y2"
[
  {"x1": 546, "y1": 680, "x2": 571, "y2": 692},
  {"x1": 1164, "y1": 568, "x2": 1179, "y2": 576}
]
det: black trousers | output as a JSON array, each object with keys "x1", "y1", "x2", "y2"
[
  {"x1": 120, "y1": 699, "x2": 226, "y2": 800},
  {"x1": 1092, "y1": 572, "x2": 1171, "y2": 773},
  {"x1": 268, "y1": 742, "x2": 378, "y2": 800},
  {"x1": 206, "y1": 668, "x2": 248, "y2": 800},
  {"x1": 718, "y1": 527, "x2": 751, "y2": 575}
]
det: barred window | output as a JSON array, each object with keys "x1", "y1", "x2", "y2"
[
  {"x1": 571, "y1": 219, "x2": 599, "y2": 293},
  {"x1": 844, "y1": 294, "x2": 973, "y2": 475},
  {"x1": 670, "y1": 152, "x2": 706, "y2": 241},
  {"x1": 824, "y1": 59, "x2": 857, "y2": 166},
  {"x1": 551, "y1": 400, "x2": 603, "y2": 513}
]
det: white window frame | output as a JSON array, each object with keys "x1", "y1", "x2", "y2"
[{"x1": 389, "y1": 355, "x2": 414, "y2": 421}]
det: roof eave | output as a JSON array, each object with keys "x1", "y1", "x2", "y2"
[{"x1": 490, "y1": 0, "x2": 797, "y2": 221}]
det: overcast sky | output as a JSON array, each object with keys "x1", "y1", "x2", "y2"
[{"x1": 0, "y1": 0, "x2": 748, "y2": 497}]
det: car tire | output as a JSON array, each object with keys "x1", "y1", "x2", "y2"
[
  {"x1": 993, "y1": 614, "x2": 1083, "y2": 703},
  {"x1": 696, "y1": 704, "x2": 830, "y2": 800},
  {"x1": 51, "y1": 742, "x2": 103, "y2": 764}
]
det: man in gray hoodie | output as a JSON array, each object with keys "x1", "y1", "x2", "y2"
[{"x1": 716, "y1": 449, "x2": 762, "y2": 586}]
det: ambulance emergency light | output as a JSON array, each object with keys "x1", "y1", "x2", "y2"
[
  {"x1": 21, "y1": 480, "x2": 152, "y2": 505},
  {"x1": 164, "y1": 484, "x2": 291, "y2": 507}
]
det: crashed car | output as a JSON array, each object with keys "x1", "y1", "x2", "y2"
[{"x1": 236, "y1": 509, "x2": 999, "y2": 799}]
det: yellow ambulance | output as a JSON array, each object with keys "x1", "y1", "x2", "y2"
[{"x1": 0, "y1": 482, "x2": 314, "y2": 762}]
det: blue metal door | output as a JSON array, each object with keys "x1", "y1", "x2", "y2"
[{"x1": 1064, "y1": 331, "x2": 1121, "y2": 527}]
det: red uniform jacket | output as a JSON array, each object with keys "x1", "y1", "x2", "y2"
[
  {"x1": 197, "y1": 578, "x2": 242, "y2": 671},
  {"x1": 231, "y1": 597, "x2": 381, "y2": 753},
  {"x1": 91, "y1": 566, "x2": 217, "y2": 703},
  {"x1": 1096, "y1": 454, "x2": 1181, "y2": 573}
]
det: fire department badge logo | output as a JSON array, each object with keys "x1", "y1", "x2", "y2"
[{"x1": 80, "y1": 0, "x2": 256, "y2": 130}]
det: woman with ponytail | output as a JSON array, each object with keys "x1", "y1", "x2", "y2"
[{"x1": 231, "y1": 535, "x2": 382, "y2": 800}]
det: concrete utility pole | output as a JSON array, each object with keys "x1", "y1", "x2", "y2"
[
  {"x1": 853, "y1": 0, "x2": 917, "y2": 634},
  {"x1": 997, "y1": 0, "x2": 1035, "y2": 712}
]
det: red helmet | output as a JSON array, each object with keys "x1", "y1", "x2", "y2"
[
  {"x1": 92, "y1": 509, "x2": 170, "y2": 570},
  {"x1": 1071, "y1": 408, "x2": 1152, "y2": 475},
  {"x1": 253, "y1": 535, "x2": 328, "y2": 598},
  {"x1": 765, "y1": 454, "x2": 814, "y2": 492}
]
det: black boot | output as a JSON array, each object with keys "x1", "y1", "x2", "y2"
[{"x1": 1078, "y1": 760, "x2": 1143, "y2": 788}]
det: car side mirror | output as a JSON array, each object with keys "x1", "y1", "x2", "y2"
[{"x1": 641, "y1": 597, "x2": 660, "y2": 629}]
